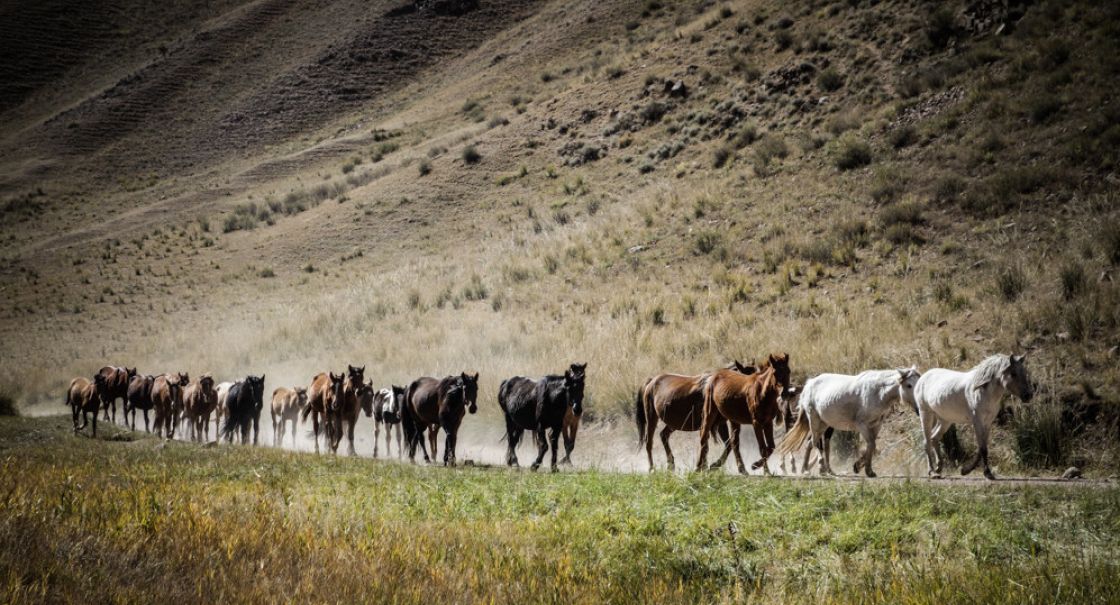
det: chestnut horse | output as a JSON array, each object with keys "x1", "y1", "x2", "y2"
[
  {"x1": 325, "y1": 365, "x2": 366, "y2": 455},
  {"x1": 301, "y1": 372, "x2": 345, "y2": 453},
  {"x1": 213, "y1": 381, "x2": 233, "y2": 435},
  {"x1": 151, "y1": 372, "x2": 189, "y2": 439},
  {"x1": 401, "y1": 372, "x2": 479, "y2": 466},
  {"x1": 271, "y1": 386, "x2": 307, "y2": 448},
  {"x1": 125, "y1": 374, "x2": 155, "y2": 432},
  {"x1": 97, "y1": 366, "x2": 136, "y2": 424},
  {"x1": 66, "y1": 374, "x2": 109, "y2": 437},
  {"x1": 634, "y1": 360, "x2": 756, "y2": 471},
  {"x1": 182, "y1": 374, "x2": 217, "y2": 442},
  {"x1": 560, "y1": 406, "x2": 581, "y2": 466},
  {"x1": 372, "y1": 385, "x2": 406, "y2": 458},
  {"x1": 697, "y1": 353, "x2": 792, "y2": 474}
]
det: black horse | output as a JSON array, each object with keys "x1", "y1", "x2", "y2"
[
  {"x1": 498, "y1": 363, "x2": 586, "y2": 472},
  {"x1": 221, "y1": 375, "x2": 266, "y2": 445}
]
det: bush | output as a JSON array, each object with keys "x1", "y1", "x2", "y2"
[
  {"x1": 222, "y1": 203, "x2": 264, "y2": 233},
  {"x1": 258, "y1": 268, "x2": 276, "y2": 278},
  {"x1": 889, "y1": 125, "x2": 917, "y2": 149},
  {"x1": 931, "y1": 175, "x2": 965, "y2": 203},
  {"x1": 1015, "y1": 402, "x2": 1066, "y2": 468},
  {"x1": 462, "y1": 145, "x2": 482, "y2": 164},
  {"x1": 0, "y1": 392, "x2": 17, "y2": 416},
  {"x1": 1024, "y1": 94, "x2": 1062, "y2": 124},
  {"x1": 925, "y1": 7, "x2": 956, "y2": 48},
  {"x1": 831, "y1": 135, "x2": 872, "y2": 171},
  {"x1": 418, "y1": 160, "x2": 432, "y2": 176},
  {"x1": 879, "y1": 200, "x2": 924, "y2": 227},
  {"x1": 996, "y1": 263, "x2": 1027, "y2": 302},
  {"x1": 755, "y1": 134, "x2": 788, "y2": 163},
  {"x1": 1100, "y1": 220, "x2": 1120, "y2": 265},
  {"x1": 817, "y1": 68, "x2": 843, "y2": 92},
  {"x1": 884, "y1": 223, "x2": 923, "y2": 245},
  {"x1": 1060, "y1": 262, "x2": 1088, "y2": 300},
  {"x1": 712, "y1": 146, "x2": 733, "y2": 168},
  {"x1": 693, "y1": 231, "x2": 722, "y2": 255}
]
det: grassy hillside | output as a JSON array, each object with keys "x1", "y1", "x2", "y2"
[
  {"x1": 0, "y1": 0, "x2": 1119, "y2": 474},
  {"x1": 2, "y1": 416, "x2": 1118, "y2": 604}
]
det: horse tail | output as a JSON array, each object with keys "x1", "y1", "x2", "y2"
[
  {"x1": 775, "y1": 407, "x2": 810, "y2": 457},
  {"x1": 400, "y1": 382, "x2": 419, "y2": 456},
  {"x1": 634, "y1": 382, "x2": 648, "y2": 447},
  {"x1": 700, "y1": 372, "x2": 728, "y2": 445}
]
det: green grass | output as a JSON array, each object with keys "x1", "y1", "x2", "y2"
[{"x1": 2, "y1": 416, "x2": 1118, "y2": 604}]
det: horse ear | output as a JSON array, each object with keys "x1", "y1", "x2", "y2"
[
  {"x1": 1012, "y1": 354, "x2": 1025, "y2": 364},
  {"x1": 360, "y1": 366, "x2": 365, "y2": 373}
]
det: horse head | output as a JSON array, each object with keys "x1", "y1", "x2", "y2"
[
  {"x1": 460, "y1": 372, "x2": 479, "y2": 414},
  {"x1": 126, "y1": 367, "x2": 138, "y2": 382},
  {"x1": 327, "y1": 372, "x2": 346, "y2": 410},
  {"x1": 346, "y1": 365, "x2": 365, "y2": 394},
  {"x1": 92, "y1": 373, "x2": 110, "y2": 401},
  {"x1": 200, "y1": 373, "x2": 214, "y2": 392},
  {"x1": 565, "y1": 363, "x2": 587, "y2": 417},
  {"x1": 247, "y1": 375, "x2": 265, "y2": 406},
  {"x1": 391, "y1": 385, "x2": 406, "y2": 415},
  {"x1": 177, "y1": 372, "x2": 190, "y2": 387},
  {"x1": 359, "y1": 379, "x2": 375, "y2": 417},
  {"x1": 294, "y1": 387, "x2": 308, "y2": 408},
  {"x1": 728, "y1": 359, "x2": 758, "y2": 374},
  {"x1": 1003, "y1": 354, "x2": 1033, "y2": 403},
  {"x1": 765, "y1": 353, "x2": 792, "y2": 395},
  {"x1": 895, "y1": 366, "x2": 922, "y2": 406}
]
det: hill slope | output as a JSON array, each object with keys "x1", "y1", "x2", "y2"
[{"x1": 1, "y1": 0, "x2": 1118, "y2": 473}]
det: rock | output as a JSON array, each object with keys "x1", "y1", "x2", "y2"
[
  {"x1": 1056, "y1": 331, "x2": 1071, "y2": 341},
  {"x1": 936, "y1": 319, "x2": 948, "y2": 328},
  {"x1": 1107, "y1": 345, "x2": 1118, "y2": 358},
  {"x1": 1061, "y1": 466, "x2": 1082, "y2": 480},
  {"x1": 628, "y1": 245, "x2": 646, "y2": 254}
]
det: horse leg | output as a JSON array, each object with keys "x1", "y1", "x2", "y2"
[
  {"x1": 928, "y1": 421, "x2": 950, "y2": 477},
  {"x1": 548, "y1": 426, "x2": 561, "y2": 472},
  {"x1": 373, "y1": 421, "x2": 381, "y2": 458},
  {"x1": 394, "y1": 424, "x2": 402, "y2": 459},
  {"x1": 748, "y1": 423, "x2": 768, "y2": 475},
  {"x1": 976, "y1": 420, "x2": 995, "y2": 481},
  {"x1": 347, "y1": 419, "x2": 357, "y2": 456},
  {"x1": 658, "y1": 425, "x2": 675, "y2": 471},
  {"x1": 821, "y1": 427, "x2": 836, "y2": 475},
  {"x1": 505, "y1": 417, "x2": 521, "y2": 467},
  {"x1": 312, "y1": 414, "x2": 321, "y2": 454},
  {"x1": 530, "y1": 428, "x2": 548, "y2": 471},
  {"x1": 91, "y1": 409, "x2": 98, "y2": 438},
  {"x1": 143, "y1": 409, "x2": 151, "y2": 434},
  {"x1": 252, "y1": 415, "x2": 259, "y2": 446},
  {"x1": 561, "y1": 420, "x2": 578, "y2": 465},
  {"x1": 427, "y1": 426, "x2": 438, "y2": 464},
  {"x1": 444, "y1": 428, "x2": 457, "y2": 467},
  {"x1": 856, "y1": 423, "x2": 878, "y2": 478}
]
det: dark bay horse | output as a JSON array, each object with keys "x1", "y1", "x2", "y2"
[
  {"x1": 498, "y1": 363, "x2": 586, "y2": 472},
  {"x1": 697, "y1": 353, "x2": 792, "y2": 474},
  {"x1": 97, "y1": 366, "x2": 136, "y2": 424},
  {"x1": 326, "y1": 365, "x2": 365, "y2": 455},
  {"x1": 66, "y1": 374, "x2": 109, "y2": 437},
  {"x1": 401, "y1": 372, "x2": 478, "y2": 466},
  {"x1": 221, "y1": 375, "x2": 265, "y2": 444},
  {"x1": 182, "y1": 374, "x2": 217, "y2": 442},
  {"x1": 372, "y1": 385, "x2": 406, "y2": 458},
  {"x1": 151, "y1": 372, "x2": 189, "y2": 439},
  {"x1": 302, "y1": 372, "x2": 345, "y2": 453},
  {"x1": 125, "y1": 374, "x2": 155, "y2": 431},
  {"x1": 635, "y1": 360, "x2": 757, "y2": 471}
]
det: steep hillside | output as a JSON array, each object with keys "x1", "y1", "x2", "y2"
[{"x1": 1, "y1": 0, "x2": 1118, "y2": 473}]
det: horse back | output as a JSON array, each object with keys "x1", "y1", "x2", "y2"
[
  {"x1": 407, "y1": 377, "x2": 441, "y2": 424},
  {"x1": 648, "y1": 373, "x2": 707, "y2": 430}
]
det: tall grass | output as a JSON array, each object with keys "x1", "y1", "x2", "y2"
[{"x1": 1, "y1": 416, "x2": 1118, "y2": 605}]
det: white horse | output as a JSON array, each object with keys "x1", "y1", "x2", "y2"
[
  {"x1": 913, "y1": 354, "x2": 1033, "y2": 480},
  {"x1": 212, "y1": 381, "x2": 234, "y2": 436},
  {"x1": 372, "y1": 386, "x2": 405, "y2": 458},
  {"x1": 777, "y1": 367, "x2": 921, "y2": 477}
]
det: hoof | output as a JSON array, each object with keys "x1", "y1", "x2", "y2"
[
  {"x1": 550, "y1": 466, "x2": 559, "y2": 473},
  {"x1": 737, "y1": 467, "x2": 749, "y2": 475},
  {"x1": 983, "y1": 469, "x2": 996, "y2": 481},
  {"x1": 961, "y1": 466, "x2": 974, "y2": 476},
  {"x1": 853, "y1": 463, "x2": 861, "y2": 474},
  {"x1": 930, "y1": 472, "x2": 943, "y2": 479},
  {"x1": 530, "y1": 463, "x2": 541, "y2": 472},
  {"x1": 865, "y1": 469, "x2": 877, "y2": 478}
]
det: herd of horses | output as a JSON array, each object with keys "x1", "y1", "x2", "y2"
[{"x1": 64, "y1": 352, "x2": 1034, "y2": 479}]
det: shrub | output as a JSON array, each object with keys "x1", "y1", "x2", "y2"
[
  {"x1": 0, "y1": 392, "x2": 17, "y2": 416},
  {"x1": 884, "y1": 223, "x2": 923, "y2": 245},
  {"x1": 1015, "y1": 402, "x2": 1066, "y2": 467},
  {"x1": 222, "y1": 203, "x2": 262, "y2": 233},
  {"x1": 418, "y1": 160, "x2": 432, "y2": 176},
  {"x1": 996, "y1": 263, "x2": 1027, "y2": 301},
  {"x1": 258, "y1": 268, "x2": 275, "y2": 278},
  {"x1": 774, "y1": 30, "x2": 793, "y2": 51},
  {"x1": 925, "y1": 7, "x2": 956, "y2": 48},
  {"x1": 693, "y1": 231, "x2": 722, "y2": 255},
  {"x1": 1101, "y1": 220, "x2": 1120, "y2": 265},
  {"x1": 889, "y1": 125, "x2": 917, "y2": 149},
  {"x1": 754, "y1": 134, "x2": 788, "y2": 163},
  {"x1": 1024, "y1": 94, "x2": 1062, "y2": 124},
  {"x1": 870, "y1": 166, "x2": 907, "y2": 203},
  {"x1": 817, "y1": 68, "x2": 843, "y2": 92},
  {"x1": 461, "y1": 275, "x2": 489, "y2": 301},
  {"x1": 879, "y1": 200, "x2": 924, "y2": 227},
  {"x1": 648, "y1": 306, "x2": 667, "y2": 326},
  {"x1": 931, "y1": 175, "x2": 965, "y2": 203},
  {"x1": 712, "y1": 145, "x2": 733, "y2": 168},
  {"x1": 462, "y1": 145, "x2": 482, "y2": 164},
  {"x1": 965, "y1": 166, "x2": 1053, "y2": 215},
  {"x1": 831, "y1": 135, "x2": 872, "y2": 170},
  {"x1": 1059, "y1": 262, "x2": 1088, "y2": 300}
]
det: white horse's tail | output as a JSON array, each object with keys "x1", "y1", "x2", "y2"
[{"x1": 775, "y1": 407, "x2": 810, "y2": 457}]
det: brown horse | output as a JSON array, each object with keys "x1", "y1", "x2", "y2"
[
  {"x1": 125, "y1": 374, "x2": 155, "y2": 431},
  {"x1": 66, "y1": 374, "x2": 109, "y2": 437},
  {"x1": 696, "y1": 353, "x2": 792, "y2": 474},
  {"x1": 97, "y1": 366, "x2": 136, "y2": 424},
  {"x1": 302, "y1": 372, "x2": 345, "y2": 453},
  {"x1": 271, "y1": 386, "x2": 307, "y2": 448},
  {"x1": 401, "y1": 372, "x2": 479, "y2": 466},
  {"x1": 560, "y1": 406, "x2": 581, "y2": 465},
  {"x1": 325, "y1": 365, "x2": 366, "y2": 455},
  {"x1": 635, "y1": 361, "x2": 757, "y2": 471},
  {"x1": 151, "y1": 372, "x2": 189, "y2": 439},
  {"x1": 182, "y1": 374, "x2": 217, "y2": 442}
]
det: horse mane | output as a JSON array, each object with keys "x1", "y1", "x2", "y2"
[{"x1": 970, "y1": 354, "x2": 1010, "y2": 389}]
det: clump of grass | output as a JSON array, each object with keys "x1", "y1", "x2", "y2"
[
  {"x1": 830, "y1": 135, "x2": 872, "y2": 170},
  {"x1": 222, "y1": 202, "x2": 269, "y2": 233},
  {"x1": 418, "y1": 159, "x2": 432, "y2": 176},
  {"x1": 693, "y1": 230, "x2": 722, "y2": 255},
  {"x1": 1014, "y1": 402, "x2": 1066, "y2": 467},
  {"x1": 1100, "y1": 220, "x2": 1120, "y2": 265},
  {"x1": 1060, "y1": 261, "x2": 1088, "y2": 300},
  {"x1": 0, "y1": 393, "x2": 17, "y2": 416},
  {"x1": 996, "y1": 263, "x2": 1028, "y2": 301},
  {"x1": 817, "y1": 68, "x2": 843, "y2": 92},
  {"x1": 712, "y1": 145, "x2": 733, "y2": 168},
  {"x1": 889, "y1": 125, "x2": 917, "y2": 149},
  {"x1": 461, "y1": 275, "x2": 489, "y2": 301},
  {"x1": 462, "y1": 145, "x2": 482, "y2": 164},
  {"x1": 258, "y1": 268, "x2": 275, "y2": 278}
]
